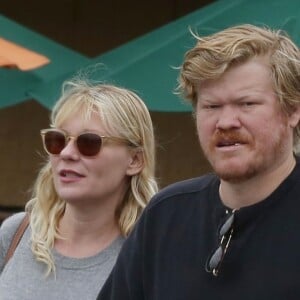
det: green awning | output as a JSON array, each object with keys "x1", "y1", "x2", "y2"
[
  {"x1": 19, "y1": 0, "x2": 300, "y2": 111},
  {"x1": 0, "y1": 14, "x2": 90, "y2": 108}
]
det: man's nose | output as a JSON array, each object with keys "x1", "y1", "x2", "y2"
[{"x1": 215, "y1": 106, "x2": 241, "y2": 130}]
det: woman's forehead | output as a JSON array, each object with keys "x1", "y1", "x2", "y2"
[{"x1": 54, "y1": 98, "x2": 97, "y2": 123}]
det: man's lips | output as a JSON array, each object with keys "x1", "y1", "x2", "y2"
[
  {"x1": 216, "y1": 140, "x2": 244, "y2": 147},
  {"x1": 212, "y1": 130, "x2": 249, "y2": 148}
]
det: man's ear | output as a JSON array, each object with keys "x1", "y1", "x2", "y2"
[{"x1": 126, "y1": 150, "x2": 144, "y2": 176}]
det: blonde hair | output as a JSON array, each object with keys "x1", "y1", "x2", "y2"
[
  {"x1": 26, "y1": 79, "x2": 158, "y2": 275},
  {"x1": 178, "y1": 24, "x2": 300, "y2": 145}
]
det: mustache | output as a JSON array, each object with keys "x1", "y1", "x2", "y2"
[{"x1": 211, "y1": 130, "x2": 250, "y2": 146}]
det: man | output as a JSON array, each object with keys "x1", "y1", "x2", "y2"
[{"x1": 97, "y1": 24, "x2": 300, "y2": 299}]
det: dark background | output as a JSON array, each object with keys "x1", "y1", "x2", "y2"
[{"x1": 0, "y1": 0, "x2": 214, "y2": 57}]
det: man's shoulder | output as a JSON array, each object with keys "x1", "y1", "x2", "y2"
[{"x1": 148, "y1": 173, "x2": 217, "y2": 210}]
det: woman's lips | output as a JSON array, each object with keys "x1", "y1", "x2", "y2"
[{"x1": 59, "y1": 169, "x2": 85, "y2": 178}]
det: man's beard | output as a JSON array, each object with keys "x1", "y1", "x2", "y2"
[{"x1": 201, "y1": 126, "x2": 289, "y2": 183}]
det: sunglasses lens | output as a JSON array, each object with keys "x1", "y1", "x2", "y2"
[
  {"x1": 207, "y1": 246, "x2": 223, "y2": 272},
  {"x1": 219, "y1": 213, "x2": 234, "y2": 237},
  {"x1": 77, "y1": 133, "x2": 102, "y2": 156},
  {"x1": 44, "y1": 131, "x2": 66, "y2": 155}
]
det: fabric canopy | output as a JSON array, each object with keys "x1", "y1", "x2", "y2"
[
  {"x1": 0, "y1": 14, "x2": 89, "y2": 108},
  {"x1": 0, "y1": 37, "x2": 50, "y2": 70},
  {"x1": 3, "y1": 0, "x2": 300, "y2": 111}
]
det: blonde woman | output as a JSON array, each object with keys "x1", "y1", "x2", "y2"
[{"x1": 0, "y1": 79, "x2": 158, "y2": 299}]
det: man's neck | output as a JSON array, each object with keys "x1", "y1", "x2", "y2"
[{"x1": 219, "y1": 155, "x2": 296, "y2": 209}]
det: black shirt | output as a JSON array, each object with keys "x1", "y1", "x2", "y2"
[{"x1": 98, "y1": 158, "x2": 300, "y2": 300}]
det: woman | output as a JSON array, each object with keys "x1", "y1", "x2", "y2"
[{"x1": 0, "y1": 79, "x2": 158, "y2": 299}]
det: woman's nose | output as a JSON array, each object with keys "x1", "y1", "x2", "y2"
[{"x1": 59, "y1": 138, "x2": 80, "y2": 160}]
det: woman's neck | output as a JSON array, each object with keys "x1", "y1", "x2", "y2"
[{"x1": 54, "y1": 205, "x2": 121, "y2": 258}]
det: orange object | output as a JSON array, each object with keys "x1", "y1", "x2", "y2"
[{"x1": 0, "y1": 37, "x2": 50, "y2": 70}]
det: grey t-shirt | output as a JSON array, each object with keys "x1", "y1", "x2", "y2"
[{"x1": 0, "y1": 212, "x2": 124, "y2": 300}]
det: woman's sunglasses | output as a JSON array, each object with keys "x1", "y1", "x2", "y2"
[{"x1": 41, "y1": 128, "x2": 132, "y2": 157}]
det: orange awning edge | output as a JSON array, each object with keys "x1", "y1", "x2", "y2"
[{"x1": 0, "y1": 37, "x2": 50, "y2": 70}]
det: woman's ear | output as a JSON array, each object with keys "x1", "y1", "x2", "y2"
[
  {"x1": 289, "y1": 105, "x2": 300, "y2": 128},
  {"x1": 126, "y1": 149, "x2": 144, "y2": 176}
]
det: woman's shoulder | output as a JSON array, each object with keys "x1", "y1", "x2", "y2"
[
  {"x1": 1, "y1": 212, "x2": 27, "y2": 233},
  {"x1": 0, "y1": 212, "x2": 27, "y2": 246},
  {"x1": 0, "y1": 211, "x2": 27, "y2": 271}
]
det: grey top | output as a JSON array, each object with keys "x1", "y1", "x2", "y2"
[{"x1": 0, "y1": 212, "x2": 124, "y2": 300}]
